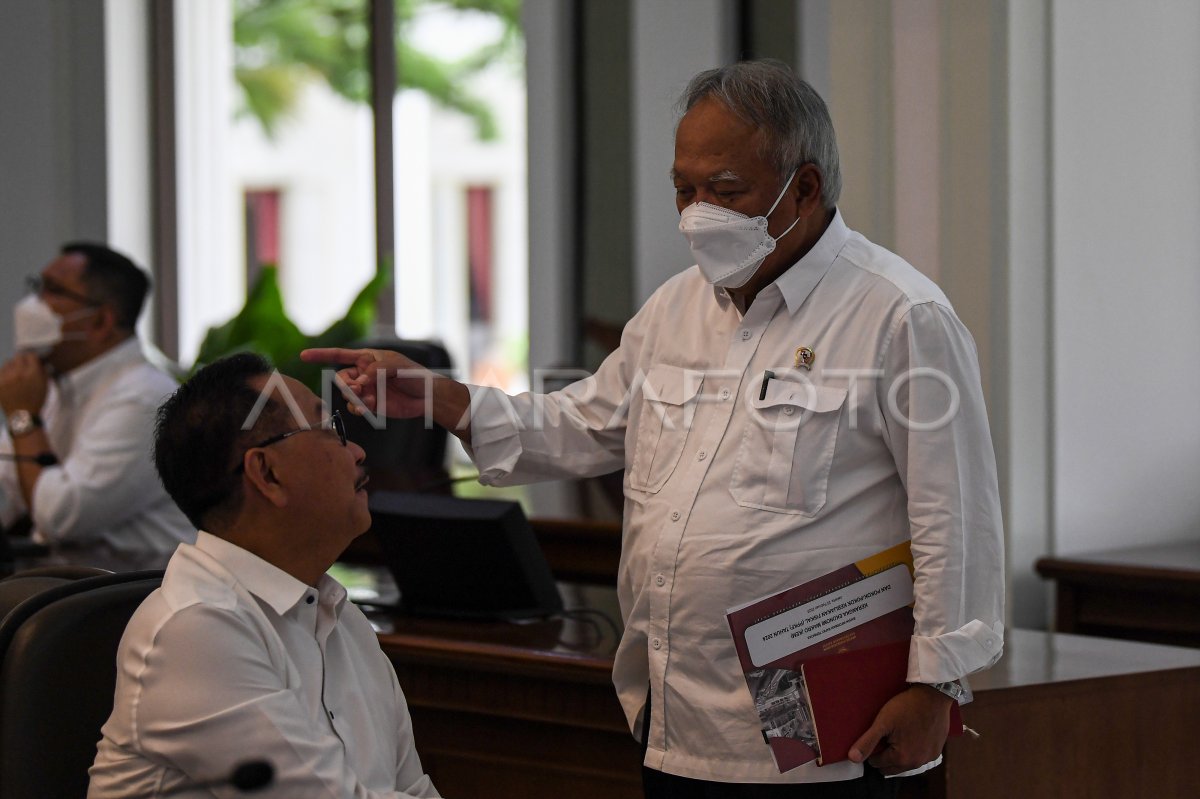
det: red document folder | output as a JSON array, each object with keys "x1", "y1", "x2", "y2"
[
  {"x1": 801, "y1": 639, "x2": 964, "y2": 766},
  {"x1": 725, "y1": 541, "x2": 919, "y2": 771}
]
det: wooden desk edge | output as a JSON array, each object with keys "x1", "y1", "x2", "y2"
[
  {"x1": 379, "y1": 632, "x2": 616, "y2": 682},
  {"x1": 1034, "y1": 556, "x2": 1200, "y2": 588}
]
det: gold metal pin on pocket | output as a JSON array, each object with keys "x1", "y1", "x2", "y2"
[{"x1": 794, "y1": 346, "x2": 815, "y2": 370}]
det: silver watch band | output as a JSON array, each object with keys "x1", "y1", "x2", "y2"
[{"x1": 921, "y1": 680, "x2": 967, "y2": 703}]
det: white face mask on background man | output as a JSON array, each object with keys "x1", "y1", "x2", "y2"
[
  {"x1": 12, "y1": 294, "x2": 94, "y2": 357},
  {"x1": 678, "y1": 170, "x2": 800, "y2": 290}
]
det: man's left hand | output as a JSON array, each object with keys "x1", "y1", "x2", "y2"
[
  {"x1": 0, "y1": 353, "x2": 49, "y2": 416},
  {"x1": 847, "y1": 684, "x2": 953, "y2": 776}
]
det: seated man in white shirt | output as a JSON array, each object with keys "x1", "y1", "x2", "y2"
[
  {"x1": 88, "y1": 353, "x2": 441, "y2": 799},
  {"x1": 0, "y1": 242, "x2": 193, "y2": 556}
]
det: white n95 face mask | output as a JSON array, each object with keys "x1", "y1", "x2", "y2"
[
  {"x1": 12, "y1": 295, "x2": 92, "y2": 356},
  {"x1": 678, "y1": 170, "x2": 800, "y2": 289}
]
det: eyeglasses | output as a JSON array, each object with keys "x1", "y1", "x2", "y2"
[
  {"x1": 234, "y1": 411, "x2": 347, "y2": 473},
  {"x1": 26, "y1": 275, "x2": 101, "y2": 307}
]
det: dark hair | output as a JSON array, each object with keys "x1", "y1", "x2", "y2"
[
  {"x1": 60, "y1": 241, "x2": 150, "y2": 331},
  {"x1": 154, "y1": 352, "x2": 292, "y2": 531},
  {"x1": 679, "y1": 59, "x2": 842, "y2": 208}
]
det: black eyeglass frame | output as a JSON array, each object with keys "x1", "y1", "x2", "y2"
[
  {"x1": 233, "y1": 411, "x2": 347, "y2": 474},
  {"x1": 26, "y1": 274, "x2": 102, "y2": 307}
]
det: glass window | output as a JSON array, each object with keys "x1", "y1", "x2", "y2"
[{"x1": 173, "y1": 0, "x2": 526, "y2": 396}]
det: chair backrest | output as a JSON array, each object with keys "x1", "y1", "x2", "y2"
[
  {"x1": 0, "y1": 570, "x2": 163, "y2": 799},
  {"x1": 331, "y1": 339, "x2": 454, "y2": 491}
]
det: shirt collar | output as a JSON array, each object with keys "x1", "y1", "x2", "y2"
[
  {"x1": 712, "y1": 208, "x2": 851, "y2": 316},
  {"x1": 194, "y1": 531, "x2": 346, "y2": 616},
  {"x1": 58, "y1": 337, "x2": 144, "y2": 393},
  {"x1": 774, "y1": 208, "x2": 850, "y2": 314}
]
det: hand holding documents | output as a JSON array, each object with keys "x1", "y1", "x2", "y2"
[{"x1": 725, "y1": 541, "x2": 963, "y2": 772}]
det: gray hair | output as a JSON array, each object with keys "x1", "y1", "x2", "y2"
[{"x1": 678, "y1": 59, "x2": 842, "y2": 208}]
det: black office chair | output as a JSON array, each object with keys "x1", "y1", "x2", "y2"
[
  {"x1": 331, "y1": 339, "x2": 454, "y2": 492},
  {"x1": 0, "y1": 569, "x2": 163, "y2": 799}
]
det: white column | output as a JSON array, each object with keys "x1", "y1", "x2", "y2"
[
  {"x1": 174, "y1": 0, "x2": 241, "y2": 363},
  {"x1": 105, "y1": 0, "x2": 153, "y2": 273},
  {"x1": 1004, "y1": 0, "x2": 1053, "y2": 629},
  {"x1": 394, "y1": 91, "x2": 437, "y2": 341}
]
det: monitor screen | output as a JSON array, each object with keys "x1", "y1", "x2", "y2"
[{"x1": 367, "y1": 491, "x2": 564, "y2": 620}]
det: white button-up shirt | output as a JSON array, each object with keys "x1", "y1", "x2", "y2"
[
  {"x1": 467, "y1": 211, "x2": 1005, "y2": 784},
  {"x1": 0, "y1": 338, "x2": 194, "y2": 554},
  {"x1": 88, "y1": 532, "x2": 441, "y2": 799}
]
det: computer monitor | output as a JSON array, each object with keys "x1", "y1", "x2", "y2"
[{"x1": 368, "y1": 491, "x2": 564, "y2": 620}]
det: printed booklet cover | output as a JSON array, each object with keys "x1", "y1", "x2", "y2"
[{"x1": 725, "y1": 541, "x2": 917, "y2": 772}]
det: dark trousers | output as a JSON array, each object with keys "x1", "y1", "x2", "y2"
[{"x1": 639, "y1": 699, "x2": 900, "y2": 799}]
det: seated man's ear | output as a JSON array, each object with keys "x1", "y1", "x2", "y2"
[
  {"x1": 86, "y1": 304, "x2": 120, "y2": 342},
  {"x1": 241, "y1": 451, "x2": 289, "y2": 509}
]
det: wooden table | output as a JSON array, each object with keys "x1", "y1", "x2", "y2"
[
  {"x1": 922, "y1": 629, "x2": 1200, "y2": 799},
  {"x1": 374, "y1": 584, "x2": 642, "y2": 799},
  {"x1": 375, "y1": 577, "x2": 1200, "y2": 799},
  {"x1": 1035, "y1": 540, "x2": 1200, "y2": 647}
]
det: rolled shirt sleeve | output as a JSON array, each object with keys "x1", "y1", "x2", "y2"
[
  {"x1": 879, "y1": 301, "x2": 1006, "y2": 683},
  {"x1": 32, "y1": 388, "x2": 168, "y2": 544},
  {"x1": 468, "y1": 296, "x2": 658, "y2": 486}
]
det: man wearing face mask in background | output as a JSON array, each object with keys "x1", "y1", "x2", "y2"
[
  {"x1": 0, "y1": 242, "x2": 193, "y2": 558},
  {"x1": 304, "y1": 60, "x2": 1004, "y2": 798}
]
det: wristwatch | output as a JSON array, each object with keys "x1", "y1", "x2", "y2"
[
  {"x1": 7, "y1": 409, "x2": 43, "y2": 438},
  {"x1": 920, "y1": 680, "x2": 967, "y2": 704}
]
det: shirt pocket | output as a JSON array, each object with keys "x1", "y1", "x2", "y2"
[
  {"x1": 627, "y1": 364, "x2": 705, "y2": 494},
  {"x1": 730, "y1": 381, "x2": 848, "y2": 516}
]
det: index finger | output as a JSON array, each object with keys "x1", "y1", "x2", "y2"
[{"x1": 300, "y1": 347, "x2": 374, "y2": 366}]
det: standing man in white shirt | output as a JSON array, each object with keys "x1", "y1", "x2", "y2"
[
  {"x1": 304, "y1": 60, "x2": 1004, "y2": 797},
  {"x1": 0, "y1": 242, "x2": 193, "y2": 556},
  {"x1": 89, "y1": 352, "x2": 441, "y2": 799}
]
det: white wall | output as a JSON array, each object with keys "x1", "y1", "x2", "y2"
[
  {"x1": 804, "y1": 0, "x2": 1200, "y2": 628},
  {"x1": 631, "y1": 0, "x2": 736, "y2": 304},
  {"x1": 1051, "y1": 1, "x2": 1200, "y2": 553},
  {"x1": 524, "y1": 0, "x2": 575, "y2": 372},
  {"x1": 0, "y1": 0, "x2": 109, "y2": 356}
]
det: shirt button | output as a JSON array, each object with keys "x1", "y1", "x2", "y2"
[
  {"x1": 719, "y1": 388, "x2": 731, "y2": 400},
  {"x1": 741, "y1": 330, "x2": 752, "y2": 340},
  {"x1": 670, "y1": 510, "x2": 681, "y2": 522},
  {"x1": 306, "y1": 595, "x2": 315, "y2": 605},
  {"x1": 655, "y1": 574, "x2": 665, "y2": 587},
  {"x1": 697, "y1": 450, "x2": 707, "y2": 461},
  {"x1": 652, "y1": 638, "x2": 662, "y2": 650},
  {"x1": 782, "y1": 406, "x2": 795, "y2": 416}
]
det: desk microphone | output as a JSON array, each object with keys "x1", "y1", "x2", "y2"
[{"x1": 124, "y1": 759, "x2": 274, "y2": 797}]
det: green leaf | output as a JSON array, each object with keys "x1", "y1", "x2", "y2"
[
  {"x1": 275, "y1": 258, "x2": 393, "y2": 389},
  {"x1": 232, "y1": 0, "x2": 521, "y2": 141},
  {"x1": 192, "y1": 266, "x2": 308, "y2": 375}
]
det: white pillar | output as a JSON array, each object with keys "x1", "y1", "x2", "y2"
[{"x1": 174, "y1": 0, "x2": 241, "y2": 363}]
